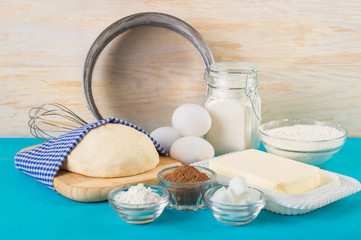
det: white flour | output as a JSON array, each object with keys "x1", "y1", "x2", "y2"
[
  {"x1": 114, "y1": 183, "x2": 161, "y2": 204},
  {"x1": 263, "y1": 124, "x2": 345, "y2": 152},
  {"x1": 264, "y1": 125, "x2": 344, "y2": 141},
  {"x1": 262, "y1": 124, "x2": 346, "y2": 165}
]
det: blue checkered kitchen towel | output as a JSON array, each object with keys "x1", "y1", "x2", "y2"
[{"x1": 14, "y1": 117, "x2": 168, "y2": 190}]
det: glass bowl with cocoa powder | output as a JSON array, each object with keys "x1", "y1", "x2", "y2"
[{"x1": 157, "y1": 165, "x2": 216, "y2": 211}]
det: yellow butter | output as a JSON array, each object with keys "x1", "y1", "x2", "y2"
[{"x1": 209, "y1": 149, "x2": 321, "y2": 194}]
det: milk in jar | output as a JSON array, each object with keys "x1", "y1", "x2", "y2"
[{"x1": 203, "y1": 62, "x2": 261, "y2": 155}]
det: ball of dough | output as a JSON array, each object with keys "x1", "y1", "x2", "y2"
[{"x1": 62, "y1": 123, "x2": 159, "y2": 177}]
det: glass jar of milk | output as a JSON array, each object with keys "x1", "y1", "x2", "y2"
[{"x1": 204, "y1": 62, "x2": 261, "y2": 155}]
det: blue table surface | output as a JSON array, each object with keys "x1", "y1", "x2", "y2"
[{"x1": 1, "y1": 138, "x2": 360, "y2": 239}]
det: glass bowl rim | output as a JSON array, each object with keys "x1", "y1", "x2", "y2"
[
  {"x1": 157, "y1": 165, "x2": 217, "y2": 186},
  {"x1": 204, "y1": 185, "x2": 266, "y2": 208},
  {"x1": 258, "y1": 119, "x2": 347, "y2": 143},
  {"x1": 108, "y1": 184, "x2": 169, "y2": 208},
  {"x1": 261, "y1": 141, "x2": 344, "y2": 153}
]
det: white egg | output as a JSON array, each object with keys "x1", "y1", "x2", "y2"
[
  {"x1": 150, "y1": 126, "x2": 181, "y2": 153},
  {"x1": 172, "y1": 104, "x2": 212, "y2": 137},
  {"x1": 170, "y1": 136, "x2": 215, "y2": 164}
]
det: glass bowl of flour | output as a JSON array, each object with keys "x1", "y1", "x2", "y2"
[
  {"x1": 108, "y1": 184, "x2": 169, "y2": 224},
  {"x1": 259, "y1": 119, "x2": 347, "y2": 166}
]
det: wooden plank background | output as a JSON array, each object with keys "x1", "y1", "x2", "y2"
[{"x1": 1, "y1": 0, "x2": 361, "y2": 137}]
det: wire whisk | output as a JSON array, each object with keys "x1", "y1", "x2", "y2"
[{"x1": 29, "y1": 103, "x2": 89, "y2": 141}]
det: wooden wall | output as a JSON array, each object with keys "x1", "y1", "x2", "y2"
[{"x1": 1, "y1": 0, "x2": 361, "y2": 137}]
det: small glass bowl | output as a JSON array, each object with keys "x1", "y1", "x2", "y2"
[
  {"x1": 204, "y1": 186, "x2": 265, "y2": 226},
  {"x1": 108, "y1": 184, "x2": 169, "y2": 224},
  {"x1": 157, "y1": 166, "x2": 217, "y2": 211},
  {"x1": 259, "y1": 119, "x2": 347, "y2": 166}
]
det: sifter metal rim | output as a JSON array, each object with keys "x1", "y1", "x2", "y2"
[{"x1": 83, "y1": 12, "x2": 215, "y2": 120}]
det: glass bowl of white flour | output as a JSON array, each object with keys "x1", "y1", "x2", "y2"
[
  {"x1": 258, "y1": 119, "x2": 347, "y2": 166},
  {"x1": 108, "y1": 184, "x2": 169, "y2": 224}
]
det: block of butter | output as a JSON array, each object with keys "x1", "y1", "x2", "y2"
[{"x1": 209, "y1": 149, "x2": 321, "y2": 194}]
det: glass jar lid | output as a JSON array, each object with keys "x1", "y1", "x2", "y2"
[
  {"x1": 209, "y1": 62, "x2": 258, "y2": 75},
  {"x1": 205, "y1": 62, "x2": 258, "y2": 90}
]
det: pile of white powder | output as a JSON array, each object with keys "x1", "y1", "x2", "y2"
[
  {"x1": 264, "y1": 124, "x2": 344, "y2": 141},
  {"x1": 262, "y1": 124, "x2": 346, "y2": 153},
  {"x1": 261, "y1": 123, "x2": 346, "y2": 165},
  {"x1": 114, "y1": 183, "x2": 161, "y2": 205}
]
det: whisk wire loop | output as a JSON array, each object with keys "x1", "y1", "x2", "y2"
[{"x1": 28, "y1": 103, "x2": 89, "y2": 141}]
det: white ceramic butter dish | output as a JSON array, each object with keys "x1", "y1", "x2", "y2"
[{"x1": 192, "y1": 159, "x2": 361, "y2": 215}]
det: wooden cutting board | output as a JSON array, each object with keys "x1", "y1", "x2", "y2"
[{"x1": 21, "y1": 145, "x2": 181, "y2": 202}]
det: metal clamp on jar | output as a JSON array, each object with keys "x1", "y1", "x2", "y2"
[{"x1": 203, "y1": 62, "x2": 261, "y2": 155}]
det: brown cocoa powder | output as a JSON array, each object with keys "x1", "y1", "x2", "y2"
[{"x1": 164, "y1": 164, "x2": 210, "y2": 183}]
